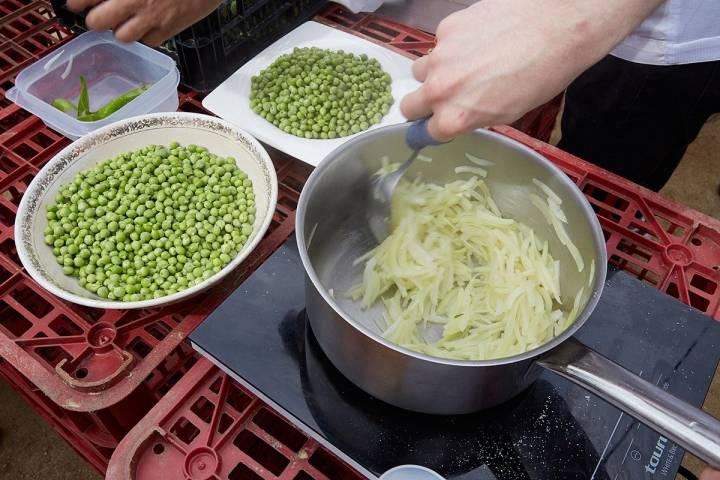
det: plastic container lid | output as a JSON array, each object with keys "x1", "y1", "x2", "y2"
[
  {"x1": 6, "y1": 30, "x2": 180, "y2": 139},
  {"x1": 379, "y1": 465, "x2": 446, "y2": 480}
]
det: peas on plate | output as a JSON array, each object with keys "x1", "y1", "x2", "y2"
[{"x1": 250, "y1": 47, "x2": 393, "y2": 139}]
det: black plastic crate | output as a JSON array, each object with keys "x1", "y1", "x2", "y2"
[{"x1": 50, "y1": 0, "x2": 328, "y2": 92}]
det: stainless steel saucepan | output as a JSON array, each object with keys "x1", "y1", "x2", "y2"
[{"x1": 295, "y1": 123, "x2": 720, "y2": 467}]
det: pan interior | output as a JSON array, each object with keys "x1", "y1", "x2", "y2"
[{"x1": 301, "y1": 127, "x2": 606, "y2": 360}]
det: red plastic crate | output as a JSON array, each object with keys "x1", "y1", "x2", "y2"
[
  {"x1": 0, "y1": 3, "x2": 71, "y2": 81},
  {"x1": 106, "y1": 358, "x2": 365, "y2": 480},
  {"x1": 0, "y1": 6, "x2": 311, "y2": 474},
  {"x1": 0, "y1": 341, "x2": 200, "y2": 473},
  {"x1": 0, "y1": 85, "x2": 309, "y2": 470},
  {"x1": 0, "y1": 2, "x2": 72, "y2": 152},
  {"x1": 493, "y1": 126, "x2": 720, "y2": 319},
  {"x1": 1, "y1": 3, "x2": 718, "y2": 479},
  {"x1": 317, "y1": 5, "x2": 435, "y2": 58},
  {"x1": 0, "y1": 144, "x2": 305, "y2": 412},
  {"x1": 0, "y1": 1, "x2": 60, "y2": 43}
]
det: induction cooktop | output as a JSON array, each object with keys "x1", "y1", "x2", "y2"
[{"x1": 191, "y1": 237, "x2": 720, "y2": 479}]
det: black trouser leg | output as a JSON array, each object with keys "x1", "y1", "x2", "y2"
[{"x1": 558, "y1": 55, "x2": 720, "y2": 192}]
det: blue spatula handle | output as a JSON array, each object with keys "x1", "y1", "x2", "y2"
[{"x1": 406, "y1": 119, "x2": 444, "y2": 151}]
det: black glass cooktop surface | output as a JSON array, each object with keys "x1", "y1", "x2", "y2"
[{"x1": 191, "y1": 237, "x2": 720, "y2": 479}]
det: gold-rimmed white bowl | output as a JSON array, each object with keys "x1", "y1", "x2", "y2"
[{"x1": 15, "y1": 112, "x2": 278, "y2": 309}]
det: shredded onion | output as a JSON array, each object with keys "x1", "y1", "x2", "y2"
[
  {"x1": 454, "y1": 165, "x2": 487, "y2": 178},
  {"x1": 349, "y1": 174, "x2": 581, "y2": 361},
  {"x1": 568, "y1": 287, "x2": 584, "y2": 326},
  {"x1": 44, "y1": 49, "x2": 64, "y2": 71},
  {"x1": 60, "y1": 54, "x2": 74, "y2": 80},
  {"x1": 532, "y1": 178, "x2": 562, "y2": 205},
  {"x1": 530, "y1": 193, "x2": 584, "y2": 272},
  {"x1": 465, "y1": 153, "x2": 495, "y2": 167},
  {"x1": 547, "y1": 200, "x2": 568, "y2": 223},
  {"x1": 307, "y1": 222, "x2": 318, "y2": 250}
]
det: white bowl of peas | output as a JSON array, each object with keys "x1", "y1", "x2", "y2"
[{"x1": 15, "y1": 112, "x2": 278, "y2": 309}]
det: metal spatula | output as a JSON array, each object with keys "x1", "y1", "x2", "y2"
[{"x1": 368, "y1": 119, "x2": 443, "y2": 242}]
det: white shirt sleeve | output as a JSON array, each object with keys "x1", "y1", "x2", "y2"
[{"x1": 612, "y1": 0, "x2": 720, "y2": 65}]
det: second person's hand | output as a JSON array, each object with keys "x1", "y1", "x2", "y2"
[{"x1": 66, "y1": 0, "x2": 223, "y2": 46}]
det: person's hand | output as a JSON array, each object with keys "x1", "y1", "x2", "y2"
[
  {"x1": 65, "y1": 0, "x2": 223, "y2": 46},
  {"x1": 701, "y1": 467, "x2": 720, "y2": 480},
  {"x1": 400, "y1": 0, "x2": 664, "y2": 141}
]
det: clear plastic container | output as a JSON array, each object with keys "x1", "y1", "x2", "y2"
[{"x1": 7, "y1": 31, "x2": 180, "y2": 139}]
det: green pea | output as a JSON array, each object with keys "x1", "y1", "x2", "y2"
[{"x1": 47, "y1": 142, "x2": 255, "y2": 301}]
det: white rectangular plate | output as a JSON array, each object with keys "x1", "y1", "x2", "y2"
[{"x1": 203, "y1": 21, "x2": 421, "y2": 167}]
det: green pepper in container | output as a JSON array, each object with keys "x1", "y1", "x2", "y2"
[
  {"x1": 77, "y1": 84, "x2": 151, "y2": 121},
  {"x1": 50, "y1": 98, "x2": 77, "y2": 113},
  {"x1": 52, "y1": 76, "x2": 152, "y2": 122}
]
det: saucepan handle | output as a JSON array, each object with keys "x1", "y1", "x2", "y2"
[{"x1": 537, "y1": 337, "x2": 720, "y2": 468}]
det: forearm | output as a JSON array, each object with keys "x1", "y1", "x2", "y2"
[{"x1": 549, "y1": 0, "x2": 666, "y2": 79}]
